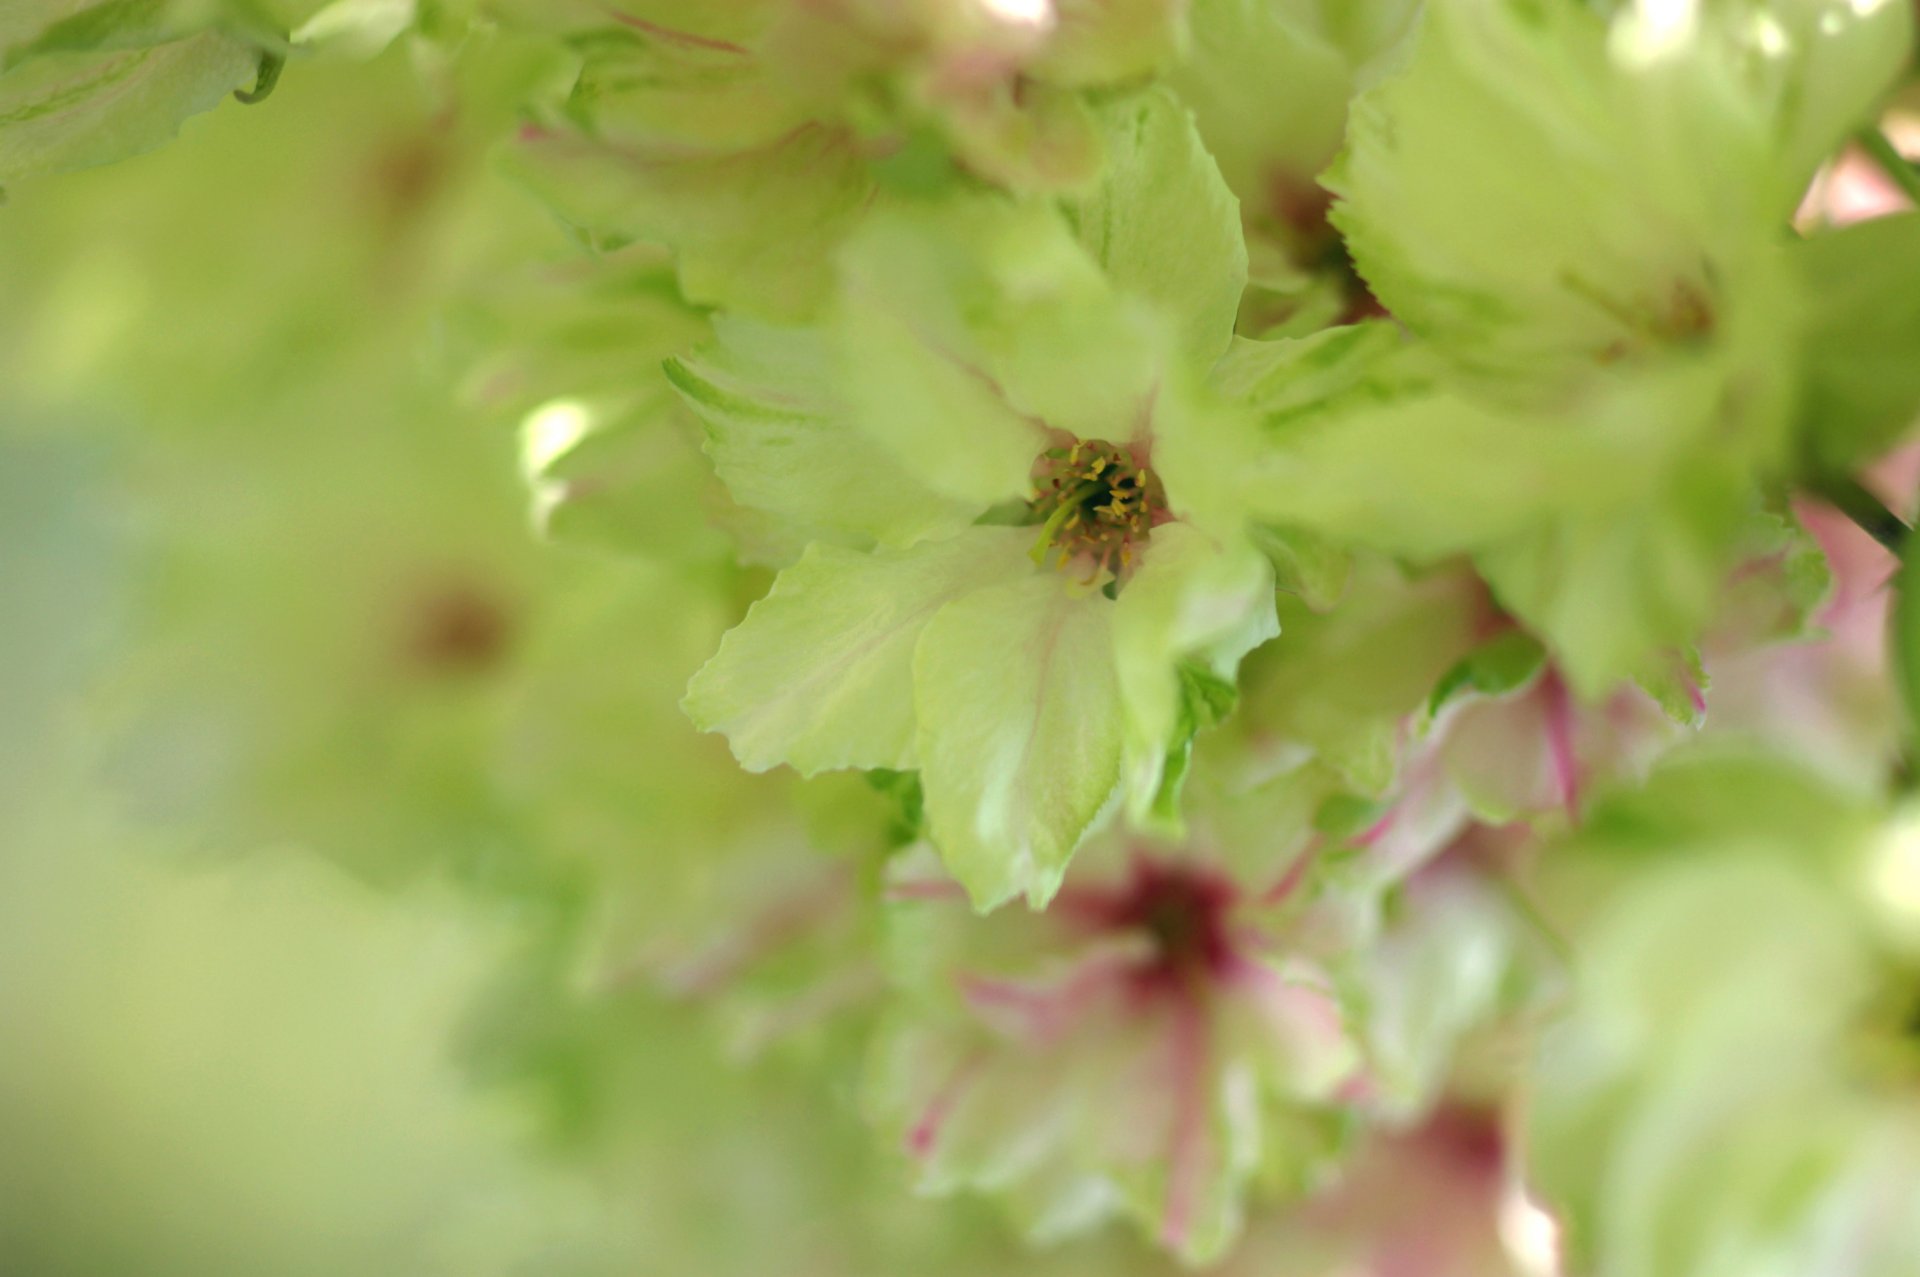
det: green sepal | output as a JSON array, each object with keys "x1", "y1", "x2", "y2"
[
  {"x1": 1253, "y1": 523, "x2": 1351, "y2": 613},
  {"x1": 864, "y1": 768, "x2": 927, "y2": 849},
  {"x1": 1145, "y1": 659, "x2": 1241, "y2": 825},
  {"x1": 1312, "y1": 792, "x2": 1390, "y2": 840},
  {"x1": 1894, "y1": 518, "x2": 1920, "y2": 749},
  {"x1": 1633, "y1": 647, "x2": 1709, "y2": 730},
  {"x1": 1425, "y1": 629, "x2": 1548, "y2": 722}
]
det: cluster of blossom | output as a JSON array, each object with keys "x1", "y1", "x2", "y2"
[{"x1": 7, "y1": 0, "x2": 1920, "y2": 1273}]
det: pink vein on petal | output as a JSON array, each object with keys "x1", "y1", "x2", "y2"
[
  {"x1": 907, "y1": 1053, "x2": 983, "y2": 1160},
  {"x1": 884, "y1": 878, "x2": 970, "y2": 903},
  {"x1": 958, "y1": 952, "x2": 1127, "y2": 1041},
  {"x1": 1541, "y1": 670, "x2": 1580, "y2": 818},
  {"x1": 1159, "y1": 993, "x2": 1210, "y2": 1254},
  {"x1": 1258, "y1": 838, "x2": 1323, "y2": 905},
  {"x1": 606, "y1": 10, "x2": 752, "y2": 55},
  {"x1": 1355, "y1": 805, "x2": 1399, "y2": 847}
]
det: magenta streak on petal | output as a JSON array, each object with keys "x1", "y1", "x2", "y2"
[
  {"x1": 884, "y1": 878, "x2": 970, "y2": 904},
  {"x1": 1541, "y1": 669, "x2": 1581, "y2": 818},
  {"x1": 652, "y1": 866, "x2": 850, "y2": 998},
  {"x1": 1687, "y1": 677, "x2": 1708, "y2": 718},
  {"x1": 1159, "y1": 993, "x2": 1210, "y2": 1253},
  {"x1": 1258, "y1": 838, "x2": 1323, "y2": 905},
  {"x1": 1355, "y1": 805, "x2": 1399, "y2": 847},
  {"x1": 1334, "y1": 1070, "x2": 1376, "y2": 1104},
  {"x1": 958, "y1": 952, "x2": 1130, "y2": 1042},
  {"x1": 1225, "y1": 958, "x2": 1347, "y2": 1047},
  {"x1": 906, "y1": 1053, "x2": 983, "y2": 1160},
  {"x1": 606, "y1": 10, "x2": 752, "y2": 56}
]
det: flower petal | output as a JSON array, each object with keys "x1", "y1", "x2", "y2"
[
  {"x1": 1062, "y1": 86, "x2": 1247, "y2": 364},
  {"x1": 1110, "y1": 523, "x2": 1277, "y2": 819},
  {"x1": 666, "y1": 316, "x2": 980, "y2": 550},
  {"x1": 914, "y1": 572, "x2": 1128, "y2": 909},
  {"x1": 685, "y1": 527, "x2": 1032, "y2": 775}
]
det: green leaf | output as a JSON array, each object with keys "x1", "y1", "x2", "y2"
[
  {"x1": 1061, "y1": 86, "x2": 1247, "y2": 363},
  {"x1": 1794, "y1": 212, "x2": 1920, "y2": 468},
  {"x1": 684, "y1": 527, "x2": 1031, "y2": 776},
  {"x1": 914, "y1": 572, "x2": 1127, "y2": 909},
  {"x1": 864, "y1": 768, "x2": 926, "y2": 848}
]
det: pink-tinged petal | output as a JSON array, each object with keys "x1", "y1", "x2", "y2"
[
  {"x1": 1158, "y1": 993, "x2": 1211, "y2": 1253},
  {"x1": 1540, "y1": 669, "x2": 1581, "y2": 820},
  {"x1": 957, "y1": 951, "x2": 1132, "y2": 1043},
  {"x1": 1259, "y1": 839, "x2": 1325, "y2": 906},
  {"x1": 884, "y1": 877, "x2": 971, "y2": 904},
  {"x1": 605, "y1": 11, "x2": 752, "y2": 56},
  {"x1": 907, "y1": 1052, "x2": 985, "y2": 1160},
  {"x1": 1224, "y1": 959, "x2": 1359, "y2": 1098},
  {"x1": 641, "y1": 864, "x2": 853, "y2": 998}
]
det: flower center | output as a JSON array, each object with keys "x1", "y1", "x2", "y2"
[
  {"x1": 1109, "y1": 858, "x2": 1236, "y2": 981},
  {"x1": 1027, "y1": 439, "x2": 1165, "y2": 581}
]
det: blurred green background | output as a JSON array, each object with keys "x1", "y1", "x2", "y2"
[{"x1": 0, "y1": 39, "x2": 1175, "y2": 1277}]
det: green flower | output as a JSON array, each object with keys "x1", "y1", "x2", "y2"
[
  {"x1": 674, "y1": 91, "x2": 1273, "y2": 908},
  {"x1": 865, "y1": 826, "x2": 1359, "y2": 1265},
  {"x1": 497, "y1": 0, "x2": 1202, "y2": 319},
  {"x1": 1185, "y1": 0, "x2": 1913, "y2": 696},
  {"x1": 1528, "y1": 754, "x2": 1920, "y2": 1277}
]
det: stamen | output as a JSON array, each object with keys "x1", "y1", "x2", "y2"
[{"x1": 1025, "y1": 437, "x2": 1166, "y2": 584}]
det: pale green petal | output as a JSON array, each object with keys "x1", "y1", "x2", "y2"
[
  {"x1": 1110, "y1": 523, "x2": 1276, "y2": 820},
  {"x1": 503, "y1": 122, "x2": 871, "y2": 321},
  {"x1": 1673, "y1": 0, "x2": 1915, "y2": 210},
  {"x1": 665, "y1": 316, "x2": 979, "y2": 549},
  {"x1": 1327, "y1": 0, "x2": 1785, "y2": 395},
  {"x1": 1030, "y1": 0, "x2": 1187, "y2": 86},
  {"x1": 518, "y1": 393, "x2": 729, "y2": 562},
  {"x1": 0, "y1": 33, "x2": 258, "y2": 184},
  {"x1": 1239, "y1": 559, "x2": 1480, "y2": 795},
  {"x1": 832, "y1": 200, "x2": 1066, "y2": 507},
  {"x1": 1793, "y1": 211, "x2": 1920, "y2": 469},
  {"x1": 914, "y1": 573, "x2": 1127, "y2": 908},
  {"x1": 1477, "y1": 461, "x2": 1754, "y2": 698},
  {"x1": 1061, "y1": 87, "x2": 1247, "y2": 363},
  {"x1": 1168, "y1": 0, "x2": 1353, "y2": 201},
  {"x1": 936, "y1": 77, "x2": 1106, "y2": 195},
  {"x1": 1232, "y1": 382, "x2": 1633, "y2": 559},
  {"x1": 835, "y1": 197, "x2": 1173, "y2": 499},
  {"x1": 684, "y1": 527, "x2": 1032, "y2": 776}
]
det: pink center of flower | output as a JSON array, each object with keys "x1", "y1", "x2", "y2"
[{"x1": 1060, "y1": 856, "x2": 1240, "y2": 989}]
